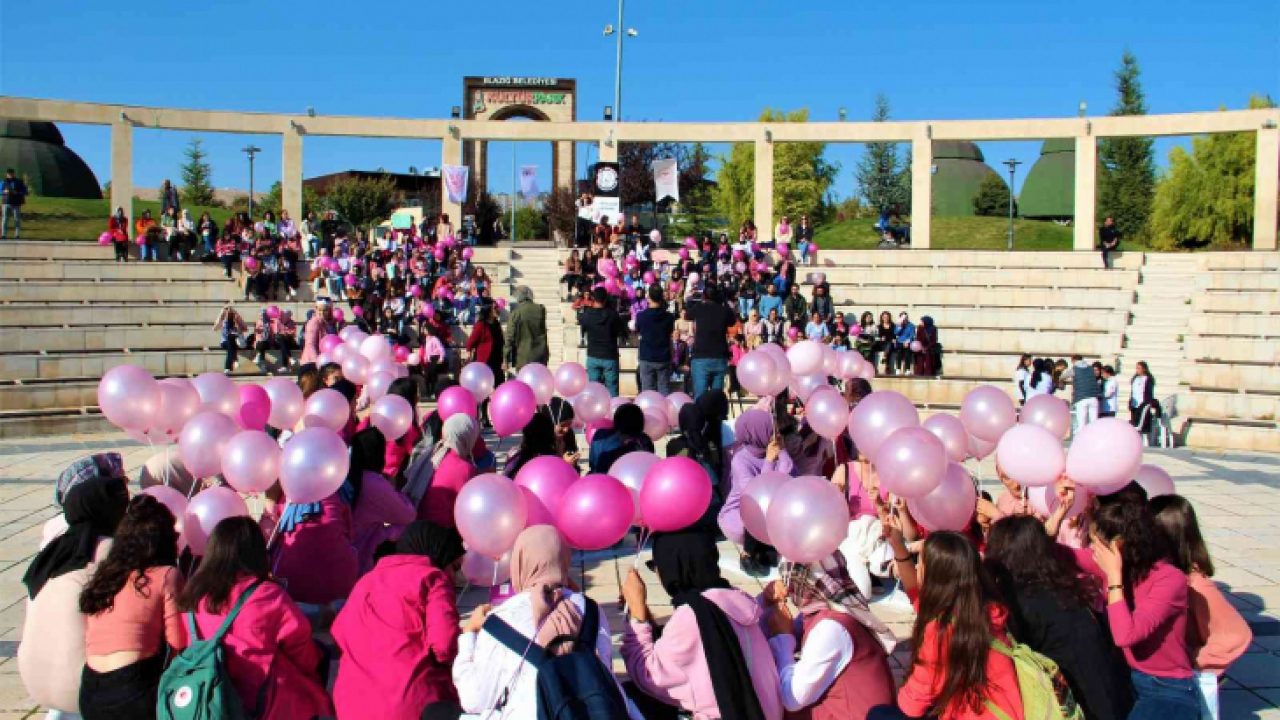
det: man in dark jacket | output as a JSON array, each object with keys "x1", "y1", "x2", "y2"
[
  {"x1": 505, "y1": 286, "x2": 549, "y2": 369},
  {"x1": 635, "y1": 285, "x2": 675, "y2": 394},
  {"x1": 579, "y1": 287, "x2": 628, "y2": 397},
  {"x1": 1, "y1": 168, "x2": 27, "y2": 240},
  {"x1": 1067, "y1": 354, "x2": 1102, "y2": 437},
  {"x1": 1099, "y1": 217, "x2": 1120, "y2": 269},
  {"x1": 783, "y1": 283, "x2": 808, "y2": 328}
]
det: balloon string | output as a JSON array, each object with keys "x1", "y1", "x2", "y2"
[
  {"x1": 162, "y1": 444, "x2": 170, "y2": 488},
  {"x1": 186, "y1": 477, "x2": 203, "y2": 500},
  {"x1": 265, "y1": 501, "x2": 289, "y2": 550},
  {"x1": 491, "y1": 560, "x2": 499, "y2": 587}
]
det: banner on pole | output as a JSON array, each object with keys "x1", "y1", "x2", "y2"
[
  {"x1": 653, "y1": 158, "x2": 680, "y2": 203},
  {"x1": 443, "y1": 165, "x2": 470, "y2": 205},
  {"x1": 519, "y1": 165, "x2": 540, "y2": 198}
]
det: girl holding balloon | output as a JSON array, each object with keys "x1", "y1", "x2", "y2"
[{"x1": 721, "y1": 410, "x2": 794, "y2": 577}]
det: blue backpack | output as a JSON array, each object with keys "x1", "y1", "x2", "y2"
[{"x1": 483, "y1": 597, "x2": 630, "y2": 720}]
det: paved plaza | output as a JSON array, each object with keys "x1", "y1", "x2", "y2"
[{"x1": 0, "y1": 432, "x2": 1276, "y2": 718}]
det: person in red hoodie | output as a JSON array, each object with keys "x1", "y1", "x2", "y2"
[
  {"x1": 333, "y1": 521, "x2": 466, "y2": 720},
  {"x1": 179, "y1": 517, "x2": 332, "y2": 720},
  {"x1": 887, "y1": 526, "x2": 1024, "y2": 720}
]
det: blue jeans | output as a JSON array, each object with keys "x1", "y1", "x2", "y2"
[
  {"x1": 586, "y1": 357, "x2": 620, "y2": 397},
  {"x1": 691, "y1": 357, "x2": 728, "y2": 399},
  {"x1": 1, "y1": 204, "x2": 19, "y2": 238},
  {"x1": 1129, "y1": 670, "x2": 1200, "y2": 720},
  {"x1": 141, "y1": 242, "x2": 159, "y2": 261},
  {"x1": 737, "y1": 298, "x2": 755, "y2": 317}
]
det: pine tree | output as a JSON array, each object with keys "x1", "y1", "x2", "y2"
[
  {"x1": 1098, "y1": 51, "x2": 1156, "y2": 241},
  {"x1": 179, "y1": 138, "x2": 216, "y2": 206},
  {"x1": 855, "y1": 95, "x2": 908, "y2": 215},
  {"x1": 973, "y1": 173, "x2": 1013, "y2": 217},
  {"x1": 679, "y1": 142, "x2": 717, "y2": 237}
]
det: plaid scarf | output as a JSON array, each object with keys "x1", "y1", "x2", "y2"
[
  {"x1": 55, "y1": 453, "x2": 124, "y2": 507},
  {"x1": 782, "y1": 550, "x2": 897, "y2": 653}
]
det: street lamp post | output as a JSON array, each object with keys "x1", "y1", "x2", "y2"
[
  {"x1": 603, "y1": 1, "x2": 637, "y2": 122},
  {"x1": 1003, "y1": 159, "x2": 1021, "y2": 251},
  {"x1": 242, "y1": 145, "x2": 262, "y2": 217}
]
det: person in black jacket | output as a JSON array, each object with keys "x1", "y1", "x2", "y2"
[
  {"x1": 986, "y1": 515, "x2": 1135, "y2": 720},
  {"x1": 1128, "y1": 361, "x2": 1157, "y2": 433},
  {"x1": 1099, "y1": 217, "x2": 1121, "y2": 269},
  {"x1": 635, "y1": 285, "x2": 675, "y2": 394},
  {"x1": 579, "y1": 287, "x2": 629, "y2": 397}
]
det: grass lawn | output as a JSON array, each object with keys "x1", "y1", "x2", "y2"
[
  {"x1": 813, "y1": 215, "x2": 1082, "y2": 251},
  {"x1": 16, "y1": 197, "x2": 236, "y2": 241}
]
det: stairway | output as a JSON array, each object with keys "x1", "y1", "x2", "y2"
[
  {"x1": 504, "y1": 245, "x2": 567, "y2": 366},
  {"x1": 1118, "y1": 254, "x2": 1199, "y2": 417}
]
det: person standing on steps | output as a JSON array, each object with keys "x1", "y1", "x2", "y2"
[
  {"x1": 636, "y1": 285, "x2": 676, "y2": 394},
  {"x1": 1100, "y1": 216, "x2": 1121, "y2": 269},
  {"x1": 1, "y1": 168, "x2": 28, "y2": 240},
  {"x1": 505, "y1": 286, "x2": 549, "y2": 371},
  {"x1": 579, "y1": 287, "x2": 629, "y2": 397}
]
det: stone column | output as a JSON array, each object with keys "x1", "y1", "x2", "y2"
[
  {"x1": 910, "y1": 130, "x2": 933, "y2": 249},
  {"x1": 1254, "y1": 127, "x2": 1279, "y2": 251},
  {"x1": 282, "y1": 129, "x2": 304, "y2": 223},
  {"x1": 110, "y1": 122, "x2": 133, "y2": 236},
  {"x1": 555, "y1": 140, "x2": 575, "y2": 195},
  {"x1": 754, "y1": 138, "x2": 774, "y2": 241},
  {"x1": 597, "y1": 139, "x2": 617, "y2": 164},
  {"x1": 441, "y1": 133, "x2": 463, "y2": 225},
  {"x1": 1073, "y1": 135, "x2": 1098, "y2": 251}
]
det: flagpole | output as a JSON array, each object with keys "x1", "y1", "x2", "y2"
[{"x1": 511, "y1": 144, "x2": 517, "y2": 241}]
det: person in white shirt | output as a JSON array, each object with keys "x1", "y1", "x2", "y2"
[
  {"x1": 1100, "y1": 365, "x2": 1119, "y2": 418},
  {"x1": 1025, "y1": 358, "x2": 1054, "y2": 398},
  {"x1": 763, "y1": 551, "x2": 898, "y2": 718},
  {"x1": 452, "y1": 526, "x2": 642, "y2": 720},
  {"x1": 1012, "y1": 354, "x2": 1032, "y2": 405}
]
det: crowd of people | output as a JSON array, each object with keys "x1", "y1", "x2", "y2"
[{"x1": 1013, "y1": 354, "x2": 1164, "y2": 443}]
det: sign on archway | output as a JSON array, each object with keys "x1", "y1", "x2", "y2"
[{"x1": 463, "y1": 76, "x2": 576, "y2": 202}]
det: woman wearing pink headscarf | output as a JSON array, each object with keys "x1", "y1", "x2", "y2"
[{"x1": 720, "y1": 409, "x2": 794, "y2": 576}]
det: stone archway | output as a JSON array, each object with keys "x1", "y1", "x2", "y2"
[{"x1": 462, "y1": 77, "x2": 576, "y2": 204}]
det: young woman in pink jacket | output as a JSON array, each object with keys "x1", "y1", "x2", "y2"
[
  {"x1": 333, "y1": 521, "x2": 466, "y2": 720},
  {"x1": 179, "y1": 517, "x2": 332, "y2": 720},
  {"x1": 344, "y1": 427, "x2": 417, "y2": 575}
]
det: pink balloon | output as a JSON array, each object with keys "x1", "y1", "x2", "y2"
[
  {"x1": 141, "y1": 485, "x2": 188, "y2": 534},
  {"x1": 968, "y1": 434, "x2": 997, "y2": 460},
  {"x1": 787, "y1": 340, "x2": 825, "y2": 376},
  {"x1": 515, "y1": 456, "x2": 579, "y2": 526},
  {"x1": 737, "y1": 351, "x2": 780, "y2": 397},
  {"x1": 455, "y1": 473, "x2": 528, "y2": 559},
  {"x1": 178, "y1": 411, "x2": 239, "y2": 479},
  {"x1": 303, "y1": 388, "x2": 351, "y2": 432},
  {"x1": 909, "y1": 463, "x2": 978, "y2": 532},
  {"x1": 343, "y1": 328, "x2": 368, "y2": 349},
  {"x1": 765, "y1": 475, "x2": 850, "y2": 563},
  {"x1": 609, "y1": 451, "x2": 659, "y2": 525},
  {"x1": 1028, "y1": 484, "x2": 1090, "y2": 520},
  {"x1": 857, "y1": 362, "x2": 877, "y2": 381},
  {"x1": 556, "y1": 474, "x2": 634, "y2": 551},
  {"x1": 490, "y1": 380, "x2": 538, "y2": 437},
  {"x1": 366, "y1": 372, "x2": 397, "y2": 402},
  {"x1": 517, "y1": 363, "x2": 555, "y2": 406},
  {"x1": 1134, "y1": 464, "x2": 1175, "y2": 498},
  {"x1": 554, "y1": 363, "x2": 588, "y2": 397},
  {"x1": 153, "y1": 378, "x2": 201, "y2": 436},
  {"x1": 790, "y1": 374, "x2": 828, "y2": 402},
  {"x1": 191, "y1": 372, "x2": 240, "y2": 416},
  {"x1": 438, "y1": 386, "x2": 479, "y2": 421},
  {"x1": 342, "y1": 353, "x2": 371, "y2": 385},
  {"x1": 741, "y1": 471, "x2": 791, "y2": 545},
  {"x1": 837, "y1": 352, "x2": 864, "y2": 380},
  {"x1": 639, "y1": 456, "x2": 713, "y2": 532},
  {"x1": 319, "y1": 334, "x2": 343, "y2": 355},
  {"x1": 263, "y1": 377, "x2": 305, "y2": 430},
  {"x1": 666, "y1": 392, "x2": 693, "y2": 427},
  {"x1": 572, "y1": 383, "x2": 610, "y2": 423},
  {"x1": 848, "y1": 391, "x2": 920, "y2": 462},
  {"x1": 370, "y1": 394, "x2": 414, "y2": 441},
  {"x1": 406, "y1": 351, "x2": 422, "y2": 367},
  {"x1": 361, "y1": 334, "x2": 392, "y2": 363},
  {"x1": 960, "y1": 386, "x2": 1018, "y2": 443},
  {"x1": 369, "y1": 358, "x2": 402, "y2": 379},
  {"x1": 461, "y1": 550, "x2": 512, "y2": 587},
  {"x1": 460, "y1": 362, "x2": 496, "y2": 401},
  {"x1": 585, "y1": 418, "x2": 613, "y2": 445},
  {"x1": 280, "y1": 427, "x2": 350, "y2": 504},
  {"x1": 996, "y1": 424, "x2": 1065, "y2": 488},
  {"x1": 184, "y1": 487, "x2": 250, "y2": 555},
  {"x1": 822, "y1": 345, "x2": 840, "y2": 377},
  {"x1": 220, "y1": 430, "x2": 282, "y2": 494},
  {"x1": 642, "y1": 409, "x2": 668, "y2": 441},
  {"x1": 1021, "y1": 394, "x2": 1072, "y2": 440},
  {"x1": 922, "y1": 414, "x2": 969, "y2": 464},
  {"x1": 876, "y1": 427, "x2": 949, "y2": 499},
  {"x1": 339, "y1": 326, "x2": 362, "y2": 343},
  {"x1": 805, "y1": 387, "x2": 849, "y2": 440},
  {"x1": 330, "y1": 342, "x2": 353, "y2": 365},
  {"x1": 98, "y1": 365, "x2": 161, "y2": 431},
  {"x1": 635, "y1": 391, "x2": 666, "y2": 416},
  {"x1": 236, "y1": 384, "x2": 272, "y2": 432},
  {"x1": 394, "y1": 345, "x2": 410, "y2": 363},
  {"x1": 1065, "y1": 417, "x2": 1143, "y2": 489},
  {"x1": 98, "y1": 231, "x2": 114, "y2": 246}
]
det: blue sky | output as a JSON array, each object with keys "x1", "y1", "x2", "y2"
[{"x1": 1, "y1": 0, "x2": 1276, "y2": 200}]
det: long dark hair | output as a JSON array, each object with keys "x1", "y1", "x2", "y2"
[
  {"x1": 1016, "y1": 353, "x2": 1031, "y2": 373},
  {"x1": 510, "y1": 412, "x2": 557, "y2": 477},
  {"x1": 910, "y1": 531, "x2": 1005, "y2": 715},
  {"x1": 387, "y1": 377, "x2": 420, "y2": 425},
  {"x1": 1029, "y1": 358, "x2": 1047, "y2": 388},
  {"x1": 1091, "y1": 498, "x2": 1170, "y2": 590},
  {"x1": 1150, "y1": 494, "x2": 1214, "y2": 577},
  {"x1": 986, "y1": 515, "x2": 1097, "y2": 609},
  {"x1": 79, "y1": 495, "x2": 179, "y2": 615},
  {"x1": 178, "y1": 517, "x2": 270, "y2": 614}
]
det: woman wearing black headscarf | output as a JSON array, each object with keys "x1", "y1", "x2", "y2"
[
  {"x1": 348, "y1": 427, "x2": 418, "y2": 575},
  {"x1": 666, "y1": 390, "x2": 729, "y2": 481},
  {"x1": 539, "y1": 397, "x2": 580, "y2": 461},
  {"x1": 620, "y1": 530, "x2": 782, "y2": 720},
  {"x1": 333, "y1": 520, "x2": 466, "y2": 720}
]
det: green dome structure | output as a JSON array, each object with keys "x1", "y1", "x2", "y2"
[
  {"x1": 931, "y1": 141, "x2": 1005, "y2": 217},
  {"x1": 0, "y1": 120, "x2": 103, "y2": 199},
  {"x1": 1019, "y1": 139, "x2": 1075, "y2": 220}
]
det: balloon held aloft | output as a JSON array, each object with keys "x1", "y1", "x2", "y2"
[
  {"x1": 765, "y1": 476, "x2": 850, "y2": 564},
  {"x1": 1020, "y1": 394, "x2": 1071, "y2": 440},
  {"x1": 639, "y1": 456, "x2": 713, "y2": 532},
  {"x1": 995, "y1": 424, "x2": 1065, "y2": 488},
  {"x1": 153, "y1": 378, "x2": 202, "y2": 437},
  {"x1": 554, "y1": 362, "x2": 589, "y2": 397},
  {"x1": 302, "y1": 388, "x2": 351, "y2": 432},
  {"x1": 370, "y1": 394, "x2": 414, "y2": 441},
  {"x1": 875, "y1": 427, "x2": 949, "y2": 499},
  {"x1": 805, "y1": 387, "x2": 848, "y2": 440},
  {"x1": 455, "y1": 473, "x2": 527, "y2": 559},
  {"x1": 184, "y1": 487, "x2": 250, "y2": 556},
  {"x1": 922, "y1": 414, "x2": 969, "y2": 464},
  {"x1": 263, "y1": 377, "x2": 305, "y2": 430},
  {"x1": 220, "y1": 430, "x2": 282, "y2": 494},
  {"x1": 437, "y1": 386, "x2": 478, "y2": 421},
  {"x1": 848, "y1": 391, "x2": 920, "y2": 463},
  {"x1": 98, "y1": 365, "x2": 161, "y2": 431},
  {"x1": 178, "y1": 411, "x2": 239, "y2": 479},
  {"x1": 556, "y1": 474, "x2": 634, "y2": 551},
  {"x1": 490, "y1": 381, "x2": 538, "y2": 437},
  {"x1": 460, "y1": 362, "x2": 496, "y2": 401},
  {"x1": 1065, "y1": 417, "x2": 1143, "y2": 489},
  {"x1": 741, "y1": 471, "x2": 791, "y2": 545},
  {"x1": 514, "y1": 456, "x2": 579, "y2": 524},
  {"x1": 517, "y1": 363, "x2": 555, "y2": 406},
  {"x1": 461, "y1": 550, "x2": 512, "y2": 587},
  {"x1": 609, "y1": 451, "x2": 659, "y2": 525},
  {"x1": 787, "y1": 340, "x2": 825, "y2": 376},
  {"x1": 960, "y1": 385, "x2": 1017, "y2": 443},
  {"x1": 908, "y1": 462, "x2": 977, "y2": 532},
  {"x1": 236, "y1": 384, "x2": 272, "y2": 432},
  {"x1": 191, "y1": 372, "x2": 240, "y2": 417},
  {"x1": 1134, "y1": 464, "x2": 1175, "y2": 498},
  {"x1": 141, "y1": 485, "x2": 188, "y2": 536},
  {"x1": 279, "y1": 428, "x2": 350, "y2": 504},
  {"x1": 737, "y1": 351, "x2": 780, "y2": 397}
]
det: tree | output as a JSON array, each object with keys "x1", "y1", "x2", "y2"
[
  {"x1": 324, "y1": 175, "x2": 398, "y2": 233},
  {"x1": 179, "y1": 138, "x2": 217, "y2": 207},
  {"x1": 513, "y1": 205, "x2": 548, "y2": 240},
  {"x1": 1149, "y1": 95, "x2": 1277, "y2": 249},
  {"x1": 973, "y1": 173, "x2": 1014, "y2": 217},
  {"x1": 1098, "y1": 51, "x2": 1156, "y2": 241},
  {"x1": 714, "y1": 141, "x2": 755, "y2": 233},
  {"x1": 855, "y1": 95, "x2": 908, "y2": 215},
  {"x1": 254, "y1": 181, "x2": 323, "y2": 218},
  {"x1": 543, "y1": 186, "x2": 579, "y2": 245},
  {"x1": 678, "y1": 142, "x2": 718, "y2": 237}
]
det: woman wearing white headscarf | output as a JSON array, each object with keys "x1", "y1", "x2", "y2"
[{"x1": 409, "y1": 415, "x2": 487, "y2": 535}]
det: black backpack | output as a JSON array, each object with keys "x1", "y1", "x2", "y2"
[{"x1": 483, "y1": 598, "x2": 630, "y2": 720}]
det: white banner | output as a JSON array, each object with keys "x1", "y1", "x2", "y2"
[
  {"x1": 653, "y1": 157, "x2": 680, "y2": 203},
  {"x1": 443, "y1": 164, "x2": 470, "y2": 205},
  {"x1": 519, "y1": 165, "x2": 539, "y2": 198},
  {"x1": 592, "y1": 197, "x2": 621, "y2": 225}
]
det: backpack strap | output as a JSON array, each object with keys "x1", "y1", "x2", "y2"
[
  {"x1": 209, "y1": 580, "x2": 265, "y2": 644},
  {"x1": 984, "y1": 700, "x2": 1015, "y2": 720},
  {"x1": 482, "y1": 613, "x2": 547, "y2": 669}
]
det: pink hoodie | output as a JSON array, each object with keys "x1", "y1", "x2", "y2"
[
  {"x1": 332, "y1": 555, "x2": 461, "y2": 720},
  {"x1": 349, "y1": 470, "x2": 417, "y2": 575},
  {"x1": 272, "y1": 494, "x2": 359, "y2": 605},
  {"x1": 622, "y1": 588, "x2": 784, "y2": 720}
]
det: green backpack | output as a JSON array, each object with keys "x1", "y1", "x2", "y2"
[
  {"x1": 985, "y1": 638, "x2": 1084, "y2": 720},
  {"x1": 157, "y1": 581, "x2": 263, "y2": 720}
]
